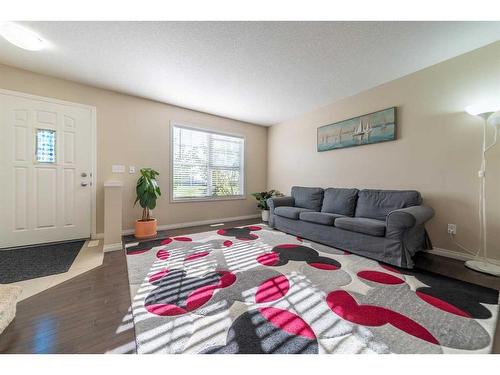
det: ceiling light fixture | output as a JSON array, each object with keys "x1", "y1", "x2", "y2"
[{"x1": 0, "y1": 22, "x2": 47, "y2": 51}]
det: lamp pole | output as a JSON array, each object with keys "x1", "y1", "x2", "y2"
[{"x1": 464, "y1": 109, "x2": 500, "y2": 276}]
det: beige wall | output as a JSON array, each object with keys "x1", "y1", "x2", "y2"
[
  {"x1": 268, "y1": 41, "x2": 500, "y2": 261},
  {"x1": 0, "y1": 63, "x2": 267, "y2": 234}
]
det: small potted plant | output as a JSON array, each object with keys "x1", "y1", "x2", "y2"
[
  {"x1": 251, "y1": 190, "x2": 283, "y2": 222},
  {"x1": 134, "y1": 168, "x2": 161, "y2": 239}
]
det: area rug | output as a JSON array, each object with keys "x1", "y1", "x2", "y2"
[
  {"x1": 0, "y1": 240, "x2": 85, "y2": 283},
  {"x1": 125, "y1": 224, "x2": 499, "y2": 354}
]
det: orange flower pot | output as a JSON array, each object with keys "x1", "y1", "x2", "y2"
[{"x1": 134, "y1": 218, "x2": 157, "y2": 239}]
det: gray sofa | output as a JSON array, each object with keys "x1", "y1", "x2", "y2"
[{"x1": 267, "y1": 186, "x2": 434, "y2": 268}]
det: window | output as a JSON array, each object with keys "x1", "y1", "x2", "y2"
[
  {"x1": 172, "y1": 124, "x2": 244, "y2": 201},
  {"x1": 36, "y1": 129, "x2": 56, "y2": 163}
]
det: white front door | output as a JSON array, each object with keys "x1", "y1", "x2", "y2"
[{"x1": 0, "y1": 91, "x2": 94, "y2": 248}]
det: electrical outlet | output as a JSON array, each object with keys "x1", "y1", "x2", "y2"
[{"x1": 447, "y1": 224, "x2": 457, "y2": 235}]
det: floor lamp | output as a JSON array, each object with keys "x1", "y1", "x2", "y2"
[{"x1": 464, "y1": 102, "x2": 500, "y2": 277}]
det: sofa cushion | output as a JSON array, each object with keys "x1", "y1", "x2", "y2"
[
  {"x1": 299, "y1": 212, "x2": 344, "y2": 226},
  {"x1": 334, "y1": 217, "x2": 386, "y2": 237},
  {"x1": 321, "y1": 188, "x2": 359, "y2": 216},
  {"x1": 274, "y1": 206, "x2": 313, "y2": 220},
  {"x1": 355, "y1": 189, "x2": 422, "y2": 221},
  {"x1": 291, "y1": 186, "x2": 324, "y2": 211}
]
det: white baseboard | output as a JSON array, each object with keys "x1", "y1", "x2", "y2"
[
  {"x1": 428, "y1": 247, "x2": 500, "y2": 266},
  {"x1": 93, "y1": 214, "x2": 260, "y2": 239},
  {"x1": 103, "y1": 242, "x2": 123, "y2": 252}
]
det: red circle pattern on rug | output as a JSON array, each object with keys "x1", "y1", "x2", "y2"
[
  {"x1": 416, "y1": 291, "x2": 470, "y2": 318},
  {"x1": 379, "y1": 263, "x2": 401, "y2": 274},
  {"x1": 326, "y1": 290, "x2": 438, "y2": 344},
  {"x1": 259, "y1": 307, "x2": 316, "y2": 339},
  {"x1": 161, "y1": 238, "x2": 173, "y2": 246},
  {"x1": 257, "y1": 252, "x2": 279, "y2": 266},
  {"x1": 357, "y1": 270, "x2": 404, "y2": 285},
  {"x1": 160, "y1": 236, "x2": 192, "y2": 246},
  {"x1": 255, "y1": 275, "x2": 290, "y2": 303},
  {"x1": 156, "y1": 249, "x2": 170, "y2": 260},
  {"x1": 246, "y1": 226, "x2": 262, "y2": 231},
  {"x1": 185, "y1": 271, "x2": 237, "y2": 311},
  {"x1": 149, "y1": 269, "x2": 169, "y2": 283},
  {"x1": 185, "y1": 251, "x2": 210, "y2": 262},
  {"x1": 309, "y1": 262, "x2": 339, "y2": 270},
  {"x1": 146, "y1": 304, "x2": 187, "y2": 316},
  {"x1": 174, "y1": 236, "x2": 192, "y2": 242}
]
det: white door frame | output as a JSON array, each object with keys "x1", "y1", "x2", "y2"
[{"x1": 0, "y1": 88, "x2": 97, "y2": 240}]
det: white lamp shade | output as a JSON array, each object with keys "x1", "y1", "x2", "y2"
[
  {"x1": 465, "y1": 101, "x2": 500, "y2": 117},
  {"x1": 0, "y1": 22, "x2": 47, "y2": 51}
]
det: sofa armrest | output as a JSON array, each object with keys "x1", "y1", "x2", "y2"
[
  {"x1": 267, "y1": 196, "x2": 295, "y2": 211},
  {"x1": 266, "y1": 196, "x2": 295, "y2": 228},
  {"x1": 386, "y1": 205, "x2": 435, "y2": 229}
]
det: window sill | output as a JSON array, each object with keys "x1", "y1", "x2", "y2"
[{"x1": 170, "y1": 195, "x2": 247, "y2": 204}]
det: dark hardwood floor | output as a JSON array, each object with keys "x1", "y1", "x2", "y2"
[
  {"x1": 414, "y1": 252, "x2": 500, "y2": 291},
  {"x1": 1, "y1": 217, "x2": 499, "y2": 353},
  {"x1": 0, "y1": 249, "x2": 136, "y2": 354}
]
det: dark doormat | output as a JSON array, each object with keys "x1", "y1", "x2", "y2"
[{"x1": 0, "y1": 240, "x2": 86, "y2": 283}]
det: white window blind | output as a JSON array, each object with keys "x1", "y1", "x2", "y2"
[{"x1": 172, "y1": 125, "x2": 244, "y2": 200}]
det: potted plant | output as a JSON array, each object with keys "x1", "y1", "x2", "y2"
[
  {"x1": 134, "y1": 168, "x2": 161, "y2": 239},
  {"x1": 251, "y1": 190, "x2": 283, "y2": 222}
]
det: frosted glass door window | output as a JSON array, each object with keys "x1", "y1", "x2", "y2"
[{"x1": 36, "y1": 129, "x2": 56, "y2": 163}]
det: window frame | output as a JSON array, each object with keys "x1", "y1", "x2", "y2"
[{"x1": 170, "y1": 122, "x2": 246, "y2": 203}]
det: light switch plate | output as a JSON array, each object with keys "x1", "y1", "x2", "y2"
[
  {"x1": 129, "y1": 166, "x2": 136, "y2": 174},
  {"x1": 112, "y1": 165, "x2": 125, "y2": 173}
]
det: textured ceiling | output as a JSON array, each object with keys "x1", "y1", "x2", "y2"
[{"x1": 1, "y1": 21, "x2": 499, "y2": 125}]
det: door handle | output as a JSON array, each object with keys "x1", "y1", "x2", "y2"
[{"x1": 81, "y1": 182, "x2": 88, "y2": 187}]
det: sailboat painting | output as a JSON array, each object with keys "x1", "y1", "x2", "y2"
[{"x1": 317, "y1": 107, "x2": 396, "y2": 151}]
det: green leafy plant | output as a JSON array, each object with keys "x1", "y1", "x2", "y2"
[
  {"x1": 251, "y1": 190, "x2": 283, "y2": 210},
  {"x1": 135, "y1": 168, "x2": 161, "y2": 221}
]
